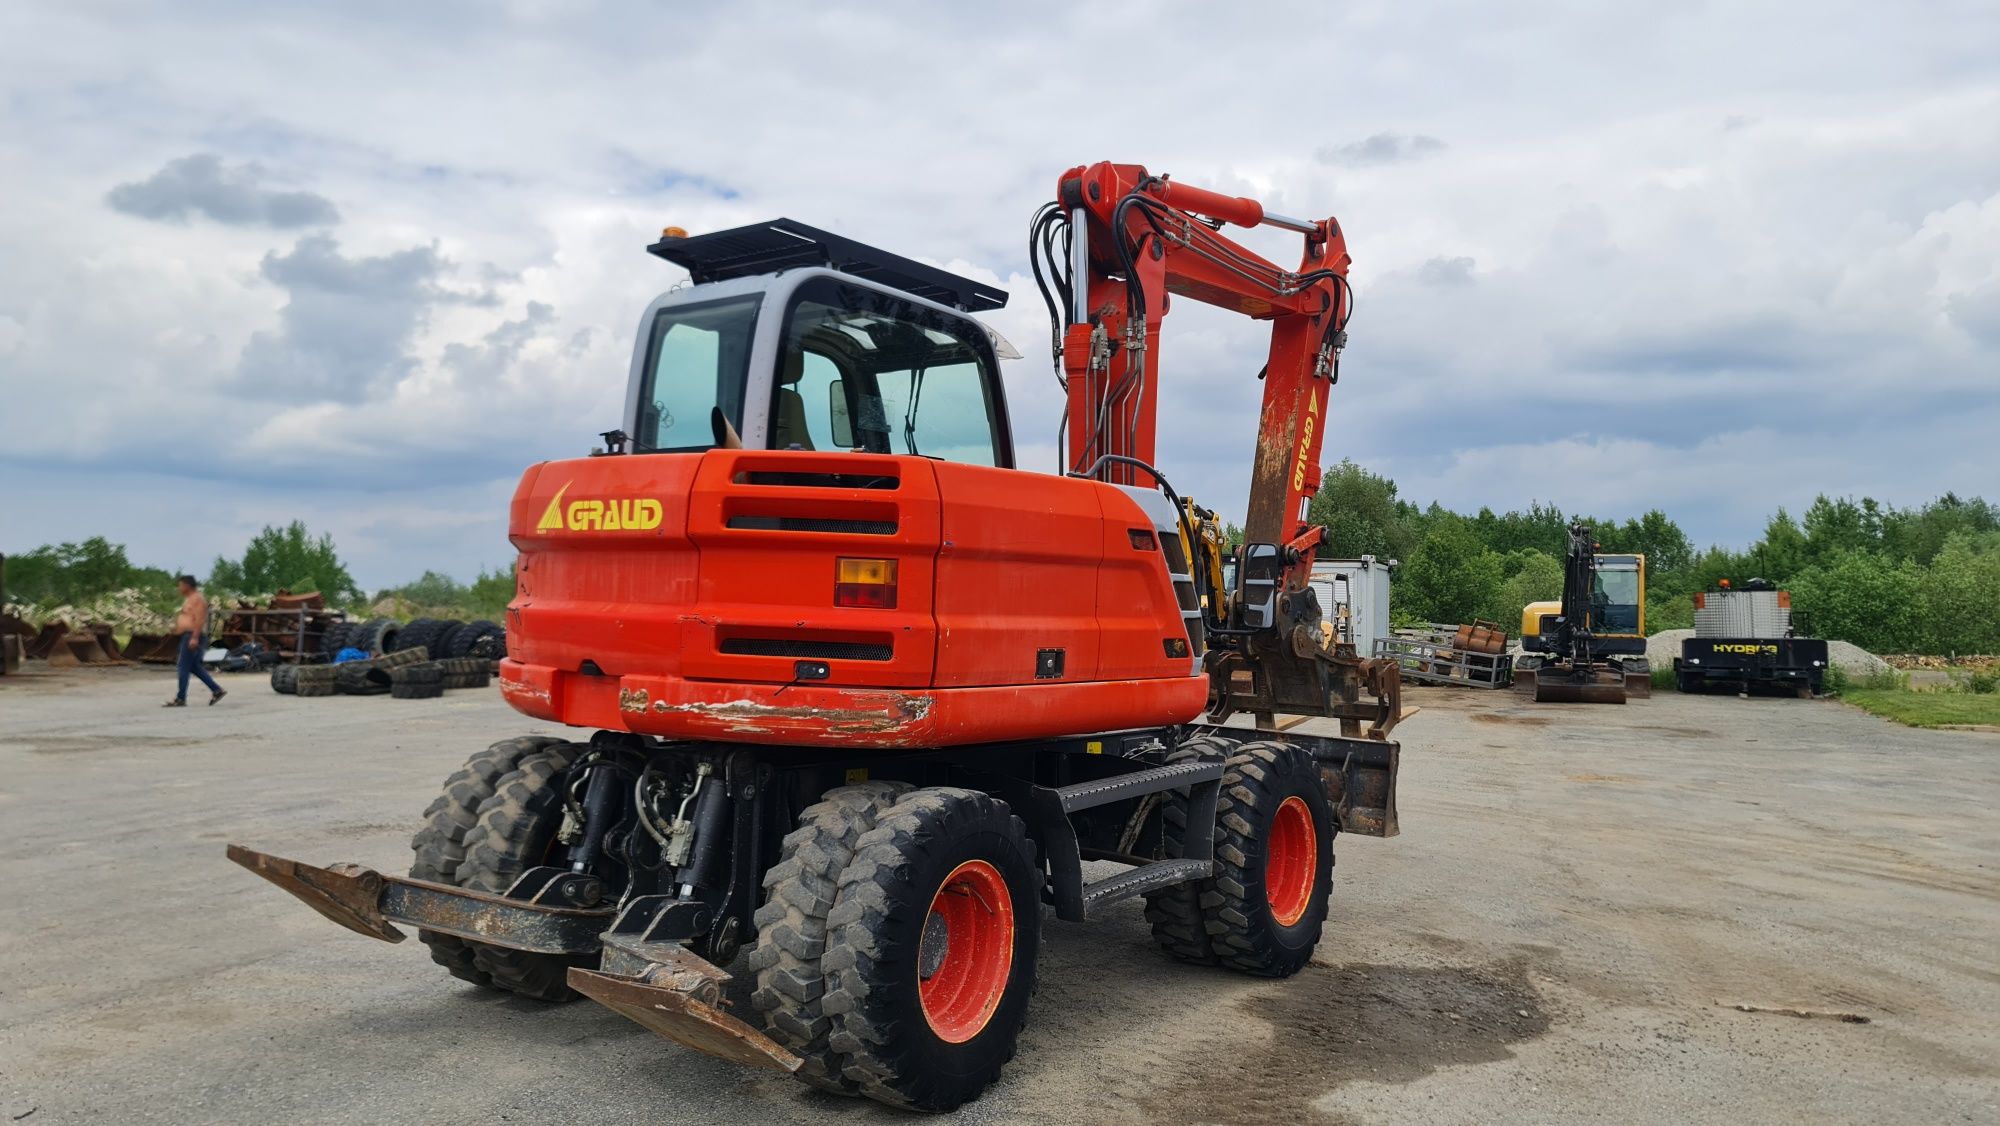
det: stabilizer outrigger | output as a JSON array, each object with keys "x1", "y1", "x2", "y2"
[{"x1": 226, "y1": 845, "x2": 802, "y2": 1074}]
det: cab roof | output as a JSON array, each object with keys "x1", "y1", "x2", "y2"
[{"x1": 647, "y1": 218, "x2": 1008, "y2": 313}]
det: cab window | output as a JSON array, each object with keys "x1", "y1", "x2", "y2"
[
  {"x1": 1592, "y1": 567, "x2": 1641, "y2": 633},
  {"x1": 771, "y1": 279, "x2": 1006, "y2": 466},
  {"x1": 635, "y1": 295, "x2": 760, "y2": 452}
]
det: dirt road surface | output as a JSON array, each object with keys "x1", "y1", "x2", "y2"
[{"x1": 2, "y1": 667, "x2": 1995, "y2": 1124}]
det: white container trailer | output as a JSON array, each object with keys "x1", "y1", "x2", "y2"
[
  {"x1": 1693, "y1": 587, "x2": 1792, "y2": 639},
  {"x1": 1310, "y1": 556, "x2": 1394, "y2": 650}
]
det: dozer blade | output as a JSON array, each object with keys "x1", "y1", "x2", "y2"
[
  {"x1": 570, "y1": 963, "x2": 803, "y2": 1075},
  {"x1": 227, "y1": 845, "x2": 615, "y2": 953},
  {"x1": 1533, "y1": 676, "x2": 1628, "y2": 704},
  {"x1": 227, "y1": 844, "x2": 407, "y2": 942}
]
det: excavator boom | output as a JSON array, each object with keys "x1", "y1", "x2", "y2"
[{"x1": 1034, "y1": 162, "x2": 1398, "y2": 735}]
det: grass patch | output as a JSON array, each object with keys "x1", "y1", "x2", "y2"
[{"x1": 1839, "y1": 689, "x2": 2000, "y2": 729}]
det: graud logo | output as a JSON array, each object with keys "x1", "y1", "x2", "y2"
[
  {"x1": 535, "y1": 483, "x2": 664, "y2": 534},
  {"x1": 1291, "y1": 386, "x2": 1322, "y2": 492}
]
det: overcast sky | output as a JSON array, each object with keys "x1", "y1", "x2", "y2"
[{"x1": 4, "y1": 1, "x2": 1997, "y2": 589}]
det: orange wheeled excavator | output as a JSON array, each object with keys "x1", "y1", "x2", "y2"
[{"x1": 230, "y1": 161, "x2": 1404, "y2": 1112}]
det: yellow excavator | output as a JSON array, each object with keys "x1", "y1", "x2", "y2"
[{"x1": 1514, "y1": 521, "x2": 1649, "y2": 703}]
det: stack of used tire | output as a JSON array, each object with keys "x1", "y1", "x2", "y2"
[
  {"x1": 391, "y1": 618, "x2": 505, "y2": 663},
  {"x1": 389, "y1": 656, "x2": 493, "y2": 699},
  {"x1": 319, "y1": 617, "x2": 402, "y2": 660},
  {"x1": 274, "y1": 614, "x2": 508, "y2": 699},
  {"x1": 335, "y1": 646, "x2": 432, "y2": 696}
]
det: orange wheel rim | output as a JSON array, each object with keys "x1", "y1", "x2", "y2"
[
  {"x1": 918, "y1": 859, "x2": 1014, "y2": 1043},
  {"x1": 1265, "y1": 795, "x2": 1317, "y2": 926}
]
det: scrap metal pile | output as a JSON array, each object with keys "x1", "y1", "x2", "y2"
[
  {"x1": 6, "y1": 616, "x2": 133, "y2": 669},
  {"x1": 0, "y1": 599, "x2": 507, "y2": 691}
]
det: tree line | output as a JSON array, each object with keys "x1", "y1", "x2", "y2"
[
  {"x1": 1308, "y1": 460, "x2": 2000, "y2": 655},
  {"x1": 7, "y1": 472, "x2": 1997, "y2": 655},
  {"x1": 3, "y1": 522, "x2": 512, "y2": 622}
]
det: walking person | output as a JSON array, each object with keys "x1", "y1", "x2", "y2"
[{"x1": 166, "y1": 574, "x2": 226, "y2": 707}]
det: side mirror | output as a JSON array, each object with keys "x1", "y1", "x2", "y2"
[
  {"x1": 1237, "y1": 542, "x2": 1282, "y2": 630},
  {"x1": 829, "y1": 379, "x2": 854, "y2": 448}
]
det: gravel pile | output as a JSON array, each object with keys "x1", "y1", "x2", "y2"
[
  {"x1": 1644, "y1": 629, "x2": 1891, "y2": 678},
  {"x1": 1826, "y1": 640, "x2": 1892, "y2": 678}
]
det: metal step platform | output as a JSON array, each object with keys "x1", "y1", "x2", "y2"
[{"x1": 1080, "y1": 858, "x2": 1212, "y2": 920}]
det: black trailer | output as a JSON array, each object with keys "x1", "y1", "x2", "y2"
[{"x1": 1676, "y1": 636, "x2": 1828, "y2": 697}]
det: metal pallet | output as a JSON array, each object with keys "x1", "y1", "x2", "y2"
[{"x1": 1373, "y1": 631, "x2": 1513, "y2": 689}]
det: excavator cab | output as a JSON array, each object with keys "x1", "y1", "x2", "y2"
[
  {"x1": 629, "y1": 220, "x2": 1014, "y2": 464},
  {"x1": 502, "y1": 218, "x2": 1213, "y2": 749}
]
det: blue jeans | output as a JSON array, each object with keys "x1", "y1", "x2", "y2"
[{"x1": 177, "y1": 632, "x2": 222, "y2": 701}]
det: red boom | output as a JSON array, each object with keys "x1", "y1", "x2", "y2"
[{"x1": 1056, "y1": 162, "x2": 1352, "y2": 554}]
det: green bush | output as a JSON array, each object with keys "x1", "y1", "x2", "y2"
[
  {"x1": 1786, "y1": 554, "x2": 1928, "y2": 652},
  {"x1": 209, "y1": 521, "x2": 362, "y2": 605},
  {"x1": 466, "y1": 565, "x2": 517, "y2": 618},
  {"x1": 1397, "y1": 514, "x2": 1502, "y2": 625},
  {"x1": 1918, "y1": 535, "x2": 2000, "y2": 655}
]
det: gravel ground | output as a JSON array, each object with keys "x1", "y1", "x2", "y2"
[{"x1": 1, "y1": 666, "x2": 1995, "y2": 1124}]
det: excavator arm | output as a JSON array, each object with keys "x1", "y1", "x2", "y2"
[{"x1": 1033, "y1": 162, "x2": 1399, "y2": 737}]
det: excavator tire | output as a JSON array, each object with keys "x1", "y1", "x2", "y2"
[
  {"x1": 822, "y1": 787, "x2": 1040, "y2": 1113},
  {"x1": 1199, "y1": 741, "x2": 1333, "y2": 978},
  {"x1": 269, "y1": 664, "x2": 298, "y2": 695},
  {"x1": 408, "y1": 735, "x2": 566, "y2": 987},
  {"x1": 457, "y1": 743, "x2": 589, "y2": 1000},
  {"x1": 1143, "y1": 733, "x2": 1238, "y2": 965},
  {"x1": 749, "y1": 780, "x2": 912, "y2": 1094}
]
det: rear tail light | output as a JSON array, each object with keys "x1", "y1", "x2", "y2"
[
  {"x1": 835, "y1": 557, "x2": 898, "y2": 609},
  {"x1": 1776, "y1": 591, "x2": 1791, "y2": 608},
  {"x1": 1694, "y1": 593, "x2": 1706, "y2": 609}
]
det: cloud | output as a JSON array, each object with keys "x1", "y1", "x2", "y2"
[
  {"x1": 4, "y1": 2, "x2": 2000, "y2": 586},
  {"x1": 1947, "y1": 280, "x2": 2000, "y2": 346},
  {"x1": 1417, "y1": 256, "x2": 1477, "y2": 287},
  {"x1": 234, "y1": 235, "x2": 448, "y2": 401},
  {"x1": 105, "y1": 153, "x2": 339, "y2": 228},
  {"x1": 1318, "y1": 133, "x2": 1447, "y2": 167},
  {"x1": 440, "y1": 301, "x2": 557, "y2": 382}
]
